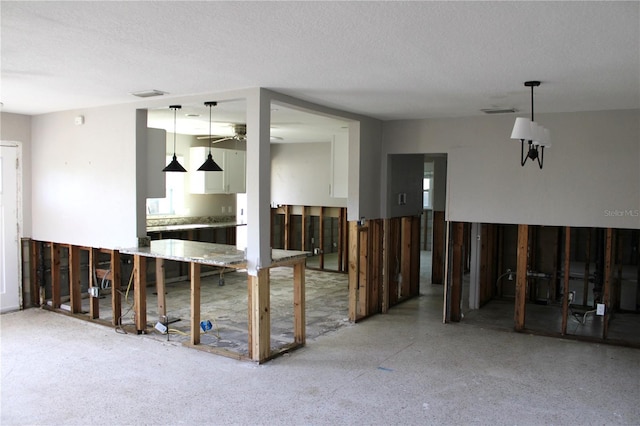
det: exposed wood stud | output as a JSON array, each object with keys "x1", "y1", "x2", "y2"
[
  {"x1": 133, "y1": 255, "x2": 147, "y2": 333},
  {"x1": 450, "y1": 222, "x2": 464, "y2": 322},
  {"x1": 249, "y1": 269, "x2": 270, "y2": 362},
  {"x1": 514, "y1": 224, "x2": 529, "y2": 331},
  {"x1": 400, "y1": 217, "x2": 412, "y2": 299},
  {"x1": 50, "y1": 243, "x2": 61, "y2": 308},
  {"x1": 319, "y1": 207, "x2": 325, "y2": 269},
  {"x1": 190, "y1": 262, "x2": 201, "y2": 345},
  {"x1": 603, "y1": 228, "x2": 613, "y2": 339},
  {"x1": 88, "y1": 248, "x2": 99, "y2": 319},
  {"x1": 561, "y1": 227, "x2": 571, "y2": 335},
  {"x1": 381, "y1": 218, "x2": 391, "y2": 313},
  {"x1": 110, "y1": 250, "x2": 121, "y2": 327},
  {"x1": 348, "y1": 221, "x2": 359, "y2": 321},
  {"x1": 69, "y1": 245, "x2": 82, "y2": 314},
  {"x1": 156, "y1": 259, "x2": 166, "y2": 320},
  {"x1": 284, "y1": 205, "x2": 291, "y2": 250},
  {"x1": 29, "y1": 240, "x2": 39, "y2": 307},
  {"x1": 432, "y1": 210, "x2": 445, "y2": 284},
  {"x1": 583, "y1": 228, "x2": 592, "y2": 306},
  {"x1": 293, "y1": 261, "x2": 306, "y2": 344}
]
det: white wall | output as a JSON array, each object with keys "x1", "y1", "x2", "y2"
[
  {"x1": 383, "y1": 109, "x2": 640, "y2": 229},
  {"x1": 271, "y1": 142, "x2": 347, "y2": 207},
  {"x1": 1, "y1": 112, "x2": 32, "y2": 237},
  {"x1": 31, "y1": 105, "x2": 139, "y2": 248}
]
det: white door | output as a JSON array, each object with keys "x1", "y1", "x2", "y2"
[{"x1": 0, "y1": 144, "x2": 20, "y2": 313}]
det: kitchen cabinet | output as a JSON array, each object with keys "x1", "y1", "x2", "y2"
[{"x1": 189, "y1": 147, "x2": 246, "y2": 194}]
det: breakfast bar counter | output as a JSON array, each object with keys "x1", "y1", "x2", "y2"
[{"x1": 120, "y1": 239, "x2": 309, "y2": 362}]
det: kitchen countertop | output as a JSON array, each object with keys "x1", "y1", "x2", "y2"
[
  {"x1": 146, "y1": 222, "x2": 246, "y2": 233},
  {"x1": 120, "y1": 239, "x2": 309, "y2": 268}
]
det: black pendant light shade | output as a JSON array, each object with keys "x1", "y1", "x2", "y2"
[
  {"x1": 198, "y1": 101, "x2": 223, "y2": 172},
  {"x1": 163, "y1": 105, "x2": 187, "y2": 172}
]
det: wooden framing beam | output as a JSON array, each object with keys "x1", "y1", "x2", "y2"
[
  {"x1": 50, "y1": 243, "x2": 61, "y2": 308},
  {"x1": 29, "y1": 240, "x2": 39, "y2": 307},
  {"x1": 133, "y1": 255, "x2": 146, "y2": 333},
  {"x1": 301, "y1": 206, "x2": 307, "y2": 251},
  {"x1": 603, "y1": 228, "x2": 613, "y2": 339},
  {"x1": 110, "y1": 250, "x2": 121, "y2": 326},
  {"x1": 156, "y1": 259, "x2": 166, "y2": 320},
  {"x1": 583, "y1": 228, "x2": 592, "y2": 306},
  {"x1": 88, "y1": 248, "x2": 99, "y2": 319},
  {"x1": 561, "y1": 227, "x2": 571, "y2": 335},
  {"x1": 432, "y1": 210, "x2": 445, "y2": 284},
  {"x1": 358, "y1": 225, "x2": 369, "y2": 317},
  {"x1": 381, "y1": 218, "x2": 391, "y2": 313},
  {"x1": 514, "y1": 224, "x2": 529, "y2": 331},
  {"x1": 400, "y1": 217, "x2": 412, "y2": 299},
  {"x1": 248, "y1": 268, "x2": 270, "y2": 362},
  {"x1": 190, "y1": 262, "x2": 201, "y2": 345},
  {"x1": 284, "y1": 205, "x2": 291, "y2": 250},
  {"x1": 319, "y1": 207, "x2": 325, "y2": 269},
  {"x1": 411, "y1": 216, "x2": 421, "y2": 297},
  {"x1": 348, "y1": 221, "x2": 359, "y2": 321},
  {"x1": 449, "y1": 222, "x2": 464, "y2": 322},
  {"x1": 68, "y1": 245, "x2": 82, "y2": 314},
  {"x1": 293, "y1": 261, "x2": 306, "y2": 345}
]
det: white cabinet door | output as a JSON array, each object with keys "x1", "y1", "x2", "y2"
[{"x1": 189, "y1": 147, "x2": 245, "y2": 194}]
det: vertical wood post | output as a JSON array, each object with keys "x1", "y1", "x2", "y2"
[
  {"x1": 50, "y1": 243, "x2": 61, "y2": 308},
  {"x1": 156, "y1": 259, "x2": 166, "y2": 321},
  {"x1": 514, "y1": 224, "x2": 529, "y2": 331},
  {"x1": 319, "y1": 207, "x2": 325, "y2": 269},
  {"x1": 68, "y1": 245, "x2": 82, "y2": 314},
  {"x1": 449, "y1": 222, "x2": 464, "y2": 322},
  {"x1": 301, "y1": 206, "x2": 307, "y2": 251},
  {"x1": 561, "y1": 227, "x2": 571, "y2": 335},
  {"x1": 110, "y1": 250, "x2": 121, "y2": 326},
  {"x1": 284, "y1": 205, "x2": 291, "y2": 250},
  {"x1": 400, "y1": 217, "x2": 412, "y2": 299},
  {"x1": 293, "y1": 261, "x2": 306, "y2": 344},
  {"x1": 358, "y1": 225, "x2": 369, "y2": 317},
  {"x1": 382, "y1": 218, "x2": 391, "y2": 313},
  {"x1": 583, "y1": 228, "x2": 592, "y2": 306},
  {"x1": 29, "y1": 240, "x2": 39, "y2": 306},
  {"x1": 133, "y1": 255, "x2": 146, "y2": 333},
  {"x1": 249, "y1": 269, "x2": 270, "y2": 362},
  {"x1": 88, "y1": 249, "x2": 99, "y2": 319},
  {"x1": 432, "y1": 211, "x2": 445, "y2": 284},
  {"x1": 603, "y1": 228, "x2": 613, "y2": 339},
  {"x1": 190, "y1": 262, "x2": 201, "y2": 345},
  {"x1": 348, "y1": 221, "x2": 359, "y2": 321}
]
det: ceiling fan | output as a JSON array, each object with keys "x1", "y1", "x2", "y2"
[{"x1": 196, "y1": 123, "x2": 246, "y2": 143}]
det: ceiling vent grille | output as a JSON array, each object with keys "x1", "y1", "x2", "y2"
[
  {"x1": 131, "y1": 89, "x2": 167, "y2": 98},
  {"x1": 481, "y1": 108, "x2": 518, "y2": 114}
]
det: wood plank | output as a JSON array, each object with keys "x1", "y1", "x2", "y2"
[
  {"x1": 284, "y1": 205, "x2": 291, "y2": 250},
  {"x1": 110, "y1": 250, "x2": 121, "y2": 327},
  {"x1": 68, "y1": 245, "x2": 82, "y2": 314},
  {"x1": 388, "y1": 218, "x2": 400, "y2": 306},
  {"x1": 319, "y1": 207, "x2": 325, "y2": 269},
  {"x1": 50, "y1": 243, "x2": 61, "y2": 308},
  {"x1": 88, "y1": 248, "x2": 99, "y2": 319},
  {"x1": 561, "y1": 227, "x2": 571, "y2": 335},
  {"x1": 358, "y1": 226, "x2": 369, "y2": 317},
  {"x1": 432, "y1": 210, "x2": 445, "y2": 284},
  {"x1": 603, "y1": 228, "x2": 613, "y2": 339},
  {"x1": 400, "y1": 217, "x2": 412, "y2": 299},
  {"x1": 348, "y1": 221, "x2": 359, "y2": 321},
  {"x1": 369, "y1": 220, "x2": 381, "y2": 313},
  {"x1": 301, "y1": 206, "x2": 307, "y2": 251},
  {"x1": 293, "y1": 261, "x2": 306, "y2": 344},
  {"x1": 190, "y1": 262, "x2": 201, "y2": 345},
  {"x1": 514, "y1": 224, "x2": 529, "y2": 331},
  {"x1": 156, "y1": 258, "x2": 166, "y2": 320},
  {"x1": 249, "y1": 268, "x2": 270, "y2": 362},
  {"x1": 381, "y1": 218, "x2": 391, "y2": 313},
  {"x1": 29, "y1": 240, "x2": 39, "y2": 306},
  {"x1": 411, "y1": 216, "x2": 421, "y2": 297},
  {"x1": 133, "y1": 255, "x2": 147, "y2": 333},
  {"x1": 450, "y1": 222, "x2": 464, "y2": 322},
  {"x1": 583, "y1": 228, "x2": 592, "y2": 306}
]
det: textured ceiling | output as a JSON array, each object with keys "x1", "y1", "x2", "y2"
[{"x1": 2, "y1": 1, "x2": 639, "y2": 123}]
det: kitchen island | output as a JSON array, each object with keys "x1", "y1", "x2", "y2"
[{"x1": 120, "y1": 239, "x2": 309, "y2": 363}]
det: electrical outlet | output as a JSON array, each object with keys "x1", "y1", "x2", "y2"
[
  {"x1": 154, "y1": 322, "x2": 168, "y2": 333},
  {"x1": 88, "y1": 287, "x2": 99, "y2": 298}
]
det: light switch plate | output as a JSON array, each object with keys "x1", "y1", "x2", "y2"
[{"x1": 596, "y1": 303, "x2": 605, "y2": 316}]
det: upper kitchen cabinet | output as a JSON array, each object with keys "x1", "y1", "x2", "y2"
[{"x1": 190, "y1": 147, "x2": 246, "y2": 194}]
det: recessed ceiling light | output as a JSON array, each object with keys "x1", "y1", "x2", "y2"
[{"x1": 131, "y1": 89, "x2": 168, "y2": 98}]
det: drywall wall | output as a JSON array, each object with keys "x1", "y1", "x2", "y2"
[
  {"x1": 31, "y1": 105, "x2": 139, "y2": 248},
  {"x1": 387, "y1": 154, "x2": 424, "y2": 218},
  {"x1": 352, "y1": 117, "x2": 383, "y2": 221},
  {"x1": 382, "y1": 109, "x2": 640, "y2": 229},
  {"x1": 271, "y1": 142, "x2": 347, "y2": 207},
  {"x1": 0, "y1": 112, "x2": 32, "y2": 237}
]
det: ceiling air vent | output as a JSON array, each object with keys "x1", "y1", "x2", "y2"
[
  {"x1": 481, "y1": 108, "x2": 518, "y2": 115},
  {"x1": 131, "y1": 89, "x2": 167, "y2": 98}
]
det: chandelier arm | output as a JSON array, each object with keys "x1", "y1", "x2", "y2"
[
  {"x1": 537, "y1": 146, "x2": 544, "y2": 169},
  {"x1": 520, "y1": 139, "x2": 529, "y2": 167}
]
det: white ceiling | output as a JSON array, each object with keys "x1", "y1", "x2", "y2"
[{"x1": 2, "y1": 1, "x2": 639, "y2": 137}]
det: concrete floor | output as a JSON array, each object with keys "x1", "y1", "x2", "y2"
[{"x1": 3, "y1": 280, "x2": 640, "y2": 425}]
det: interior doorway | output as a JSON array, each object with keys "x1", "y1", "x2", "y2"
[{"x1": 1, "y1": 143, "x2": 21, "y2": 313}]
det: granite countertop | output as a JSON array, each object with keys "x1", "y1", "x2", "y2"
[
  {"x1": 147, "y1": 222, "x2": 246, "y2": 233},
  {"x1": 120, "y1": 239, "x2": 309, "y2": 268}
]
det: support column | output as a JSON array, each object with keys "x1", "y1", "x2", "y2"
[
  {"x1": 514, "y1": 224, "x2": 529, "y2": 331},
  {"x1": 68, "y1": 245, "x2": 82, "y2": 314},
  {"x1": 190, "y1": 262, "x2": 201, "y2": 345},
  {"x1": 249, "y1": 269, "x2": 270, "y2": 362},
  {"x1": 133, "y1": 255, "x2": 146, "y2": 333},
  {"x1": 293, "y1": 261, "x2": 306, "y2": 345}
]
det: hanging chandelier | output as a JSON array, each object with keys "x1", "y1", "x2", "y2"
[{"x1": 510, "y1": 81, "x2": 551, "y2": 169}]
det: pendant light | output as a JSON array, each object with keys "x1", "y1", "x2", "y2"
[
  {"x1": 510, "y1": 81, "x2": 551, "y2": 169},
  {"x1": 162, "y1": 105, "x2": 187, "y2": 172},
  {"x1": 197, "y1": 101, "x2": 223, "y2": 172}
]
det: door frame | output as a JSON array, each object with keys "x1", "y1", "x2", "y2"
[{"x1": 1, "y1": 141, "x2": 23, "y2": 312}]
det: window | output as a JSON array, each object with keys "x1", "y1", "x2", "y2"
[
  {"x1": 147, "y1": 156, "x2": 185, "y2": 215},
  {"x1": 423, "y1": 177, "x2": 431, "y2": 209}
]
